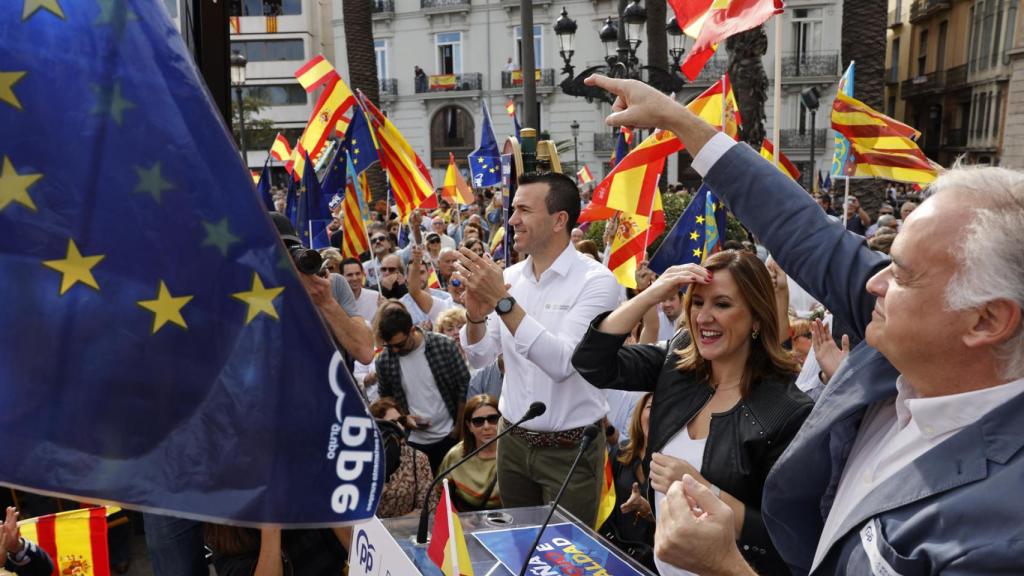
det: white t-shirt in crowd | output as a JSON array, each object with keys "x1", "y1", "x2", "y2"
[
  {"x1": 398, "y1": 340, "x2": 454, "y2": 444},
  {"x1": 353, "y1": 288, "x2": 380, "y2": 325},
  {"x1": 400, "y1": 293, "x2": 451, "y2": 329},
  {"x1": 657, "y1": 307, "x2": 681, "y2": 342}
]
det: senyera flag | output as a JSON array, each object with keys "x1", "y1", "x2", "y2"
[{"x1": 0, "y1": 0, "x2": 383, "y2": 525}]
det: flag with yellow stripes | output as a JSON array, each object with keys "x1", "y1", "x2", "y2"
[{"x1": 18, "y1": 507, "x2": 116, "y2": 576}]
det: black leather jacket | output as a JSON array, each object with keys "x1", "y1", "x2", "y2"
[{"x1": 572, "y1": 312, "x2": 813, "y2": 575}]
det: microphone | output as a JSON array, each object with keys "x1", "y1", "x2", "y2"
[
  {"x1": 517, "y1": 424, "x2": 600, "y2": 576},
  {"x1": 415, "y1": 402, "x2": 547, "y2": 544}
]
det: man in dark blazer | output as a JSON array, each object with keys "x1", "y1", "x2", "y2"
[{"x1": 585, "y1": 74, "x2": 1024, "y2": 575}]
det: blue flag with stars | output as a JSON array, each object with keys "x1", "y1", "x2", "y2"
[
  {"x1": 340, "y1": 105, "x2": 379, "y2": 176},
  {"x1": 297, "y1": 151, "x2": 332, "y2": 249},
  {"x1": 468, "y1": 101, "x2": 501, "y2": 188},
  {"x1": 649, "y1": 185, "x2": 728, "y2": 274},
  {"x1": 0, "y1": 0, "x2": 382, "y2": 525},
  {"x1": 286, "y1": 173, "x2": 298, "y2": 225},
  {"x1": 256, "y1": 159, "x2": 274, "y2": 211}
]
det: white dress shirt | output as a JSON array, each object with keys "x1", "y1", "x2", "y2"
[
  {"x1": 811, "y1": 375, "x2": 1024, "y2": 570},
  {"x1": 461, "y1": 243, "x2": 624, "y2": 432}
]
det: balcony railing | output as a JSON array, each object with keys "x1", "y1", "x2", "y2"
[
  {"x1": 888, "y1": 8, "x2": 903, "y2": 26},
  {"x1": 781, "y1": 51, "x2": 839, "y2": 78},
  {"x1": 594, "y1": 133, "x2": 616, "y2": 153},
  {"x1": 901, "y1": 70, "x2": 943, "y2": 97},
  {"x1": 501, "y1": 68, "x2": 556, "y2": 89},
  {"x1": 421, "y1": 0, "x2": 470, "y2": 10},
  {"x1": 379, "y1": 78, "x2": 398, "y2": 96},
  {"x1": 416, "y1": 72, "x2": 482, "y2": 93},
  {"x1": 910, "y1": 0, "x2": 950, "y2": 22},
  {"x1": 943, "y1": 128, "x2": 966, "y2": 147},
  {"x1": 885, "y1": 67, "x2": 900, "y2": 84},
  {"x1": 779, "y1": 129, "x2": 828, "y2": 149},
  {"x1": 372, "y1": 0, "x2": 394, "y2": 13},
  {"x1": 945, "y1": 64, "x2": 967, "y2": 90}
]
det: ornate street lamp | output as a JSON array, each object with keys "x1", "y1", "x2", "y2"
[
  {"x1": 622, "y1": 0, "x2": 647, "y2": 66},
  {"x1": 570, "y1": 120, "x2": 580, "y2": 172},
  {"x1": 555, "y1": 7, "x2": 578, "y2": 77},
  {"x1": 598, "y1": 17, "x2": 619, "y2": 65},
  {"x1": 667, "y1": 15, "x2": 686, "y2": 69},
  {"x1": 230, "y1": 50, "x2": 248, "y2": 163}
]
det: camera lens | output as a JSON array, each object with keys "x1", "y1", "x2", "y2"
[{"x1": 290, "y1": 246, "x2": 323, "y2": 275}]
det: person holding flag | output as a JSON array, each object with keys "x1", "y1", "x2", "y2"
[{"x1": 1, "y1": 507, "x2": 54, "y2": 576}]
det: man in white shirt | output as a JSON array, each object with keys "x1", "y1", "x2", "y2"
[
  {"x1": 456, "y1": 172, "x2": 624, "y2": 526},
  {"x1": 586, "y1": 74, "x2": 1024, "y2": 575},
  {"x1": 656, "y1": 290, "x2": 683, "y2": 342},
  {"x1": 430, "y1": 217, "x2": 457, "y2": 252},
  {"x1": 400, "y1": 245, "x2": 452, "y2": 331},
  {"x1": 341, "y1": 257, "x2": 380, "y2": 325}
]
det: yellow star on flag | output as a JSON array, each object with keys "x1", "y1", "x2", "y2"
[
  {"x1": 711, "y1": 202, "x2": 717, "y2": 211},
  {"x1": 689, "y1": 231, "x2": 700, "y2": 241},
  {"x1": 0, "y1": 155, "x2": 41, "y2": 213},
  {"x1": 22, "y1": 0, "x2": 65, "y2": 21},
  {"x1": 696, "y1": 215, "x2": 705, "y2": 225},
  {"x1": 137, "y1": 281, "x2": 193, "y2": 334},
  {"x1": 692, "y1": 247, "x2": 703, "y2": 258},
  {"x1": 232, "y1": 272, "x2": 285, "y2": 324},
  {"x1": 42, "y1": 239, "x2": 106, "y2": 295},
  {"x1": 0, "y1": 71, "x2": 27, "y2": 111}
]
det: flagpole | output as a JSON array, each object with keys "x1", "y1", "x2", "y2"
[
  {"x1": 720, "y1": 75, "x2": 727, "y2": 131},
  {"x1": 772, "y1": 17, "x2": 782, "y2": 167},
  {"x1": 842, "y1": 175, "x2": 851, "y2": 227}
]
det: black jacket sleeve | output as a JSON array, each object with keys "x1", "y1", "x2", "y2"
[
  {"x1": 5, "y1": 540, "x2": 55, "y2": 576},
  {"x1": 572, "y1": 311, "x2": 669, "y2": 393}
]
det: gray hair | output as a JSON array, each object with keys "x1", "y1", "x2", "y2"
[{"x1": 932, "y1": 165, "x2": 1024, "y2": 380}]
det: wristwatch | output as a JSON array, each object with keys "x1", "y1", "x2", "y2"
[{"x1": 495, "y1": 296, "x2": 516, "y2": 315}]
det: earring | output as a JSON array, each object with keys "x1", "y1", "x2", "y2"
[{"x1": 752, "y1": 328, "x2": 760, "y2": 340}]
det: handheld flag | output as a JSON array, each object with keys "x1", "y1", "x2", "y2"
[
  {"x1": 256, "y1": 161, "x2": 275, "y2": 211},
  {"x1": 759, "y1": 139, "x2": 801, "y2": 181},
  {"x1": 577, "y1": 165, "x2": 594, "y2": 185},
  {"x1": 830, "y1": 62, "x2": 858, "y2": 178},
  {"x1": 269, "y1": 132, "x2": 293, "y2": 163},
  {"x1": 340, "y1": 104, "x2": 380, "y2": 175},
  {"x1": 442, "y1": 153, "x2": 475, "y2": 204},
  {"x1": 649, "y1": 185, "x2": 728, "y2": 274},
  {"x1": 341, "y1": 153, "x2": 372, "y2": 260},
  {"x1": 611, "y1": 128, "x2": 631, "y2": 167},
  {"x1": 505, "y1": 98, "x2": 521, "y2": 140},
  {"x1": 297, "y1": 151, "x2": 332, "y2": 248},
  {"x1": 427, "y1": 480, "x2": 474, "y2": 576},
  {"x1": 359, "y1": 92, "x2": 435, "y2": 221},
  {"x1": 831, "y1": 92, "x2": 939, "y2": 184},
  {"x1": 469, "y1": 101, "x2": 502, "y2": 188},
  {"x1": 596, "y1": 451, "x2": 617, "y2": 529},
  {"x1": 286, "y1": 172, "x2": 298, "y2": 226},
  {"x1": 607, "y1": 190, "x2": 666, "y2": 289},
  {"x1": 19, "y1": 507, "x2": 115, "y2": 576},
  {"x1": 679, "y1": 0, "x2": 784, "y2": 81},
  {"x1": 686, "y1": 75, "x2": 742, "y2": 138},
  {"x1": 0, "y1": 0, "x2": 382, "y2": 525},
  {"x1": 591, "y1": 130, "x2": 680, "y2": 217},
  {"x1": 290, "y1": 59, "x2": 357, "y2": 181},
  {"x1": 294, "y1": 55, "x2": 340, "y2": 93}
]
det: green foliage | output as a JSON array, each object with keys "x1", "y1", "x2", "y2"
[{"x1": 231, "y1": 96, "x2": 277, "y2": 152}]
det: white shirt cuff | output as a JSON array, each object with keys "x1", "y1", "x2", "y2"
[
  {"x1": 512, "y1": 314, "x2": 544, "y2": 357},
  {"x1": 691, "y1": 132, "x2": 738, "y2": 177}
]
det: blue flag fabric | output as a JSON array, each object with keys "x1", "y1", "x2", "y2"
[
  {"x1": 468, "y1": 101, "x2": 502, "y2": 188},
  {"x1": 0, "y1": 1, "x2": 382, "y2": 525},
  {"x1": 649, "y1": 185, "x2": 728, "y2": 274},
  {"x1": 298, "y1": 152, "x2": 331, "y2": 249},
  {"x1": 340, "y1": 106, "x2": 379, "y2": 176},
  {"x1": 614, "y1": 130, "x2": 630, "y2": 168},
  {"x1": 286, "y1": 175, "x2": 298, "y2": 226},
  {"x1": 512, "y1": 109, "x2": 522, "y2": 140},
  {"x1": 320, "y1": 148, "x2": 346, "y2": 204},
  {"x1": 256, "y1": 160, "x2": 274, "y2": 211}
]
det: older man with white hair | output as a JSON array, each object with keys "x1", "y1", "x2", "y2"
[{"x1": 585, "y1": 73, "x2": 1024, "y2": 576}]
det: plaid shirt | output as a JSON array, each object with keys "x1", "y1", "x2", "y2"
[{"x1": 376, "y1": 330, "x2": 469, "y2": 423}]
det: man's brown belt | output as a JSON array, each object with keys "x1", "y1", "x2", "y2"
[{"x1": 502, "y1": 417, "x2": 600, "y2": 449}]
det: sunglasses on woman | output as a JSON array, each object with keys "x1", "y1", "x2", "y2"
[{"x1": 469, "y1": 413, "x2": 501, "y2": 428}]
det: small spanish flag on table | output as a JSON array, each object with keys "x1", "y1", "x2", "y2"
[
  {"x1": 18, "y1": 507, "x2": 117, "y2": 576},
  {"x1": 427, "y1": 480, "x2": 474, "y2": 576}
]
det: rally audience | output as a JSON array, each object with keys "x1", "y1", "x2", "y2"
[
  {"x1": 369, "y1": 398, "x2": 435, "y2": 518},
  {"x1": 438, "y1": 395, "x2": 503, "y2": 511},
  {"x1": 205, "y1": 524, "x2": 347, "y2": 576}
]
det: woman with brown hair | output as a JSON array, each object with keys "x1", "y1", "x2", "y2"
[
  {"x1": 572, "y1": 249, "x2": 813, "y2": 575},
  {"x1": 437, "y1": 394, "x2": 502, "y2": 511},
  {"x1": 368, "y1": 398, "x2": 434, "y2": 518}
]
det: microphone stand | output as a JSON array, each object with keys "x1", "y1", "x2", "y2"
[
  {"x1": 517, "y1": 424, "x2": 600, "y2": 576},
  {"x1": 415, "y1": 402, "x2": 546, "y2": 544}
]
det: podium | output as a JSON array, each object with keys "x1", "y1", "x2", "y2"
[{"x1": 350, "y1": 505, "x2": 655, "y2": 576}]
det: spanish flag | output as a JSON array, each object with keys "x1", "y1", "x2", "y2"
[
  {"x1": 759, "y1": 138, "x2": 801, "y2": 181},
  {"x1": 687, "y1": 74, "x2": 742, "y2": 139},
  {"x1": 830, "y1": 91, "x2": 939, "y2": 184},
  {"x1": 427, "y1": 480, "x2": 474, "y2": 576},
  {"x1": 359, "y1": 91, "x2": 435, "y2": 222},
  {"x1": 442, "y1": 152, "x2": 475, "y2": 205},
  {"x1": 289, "y1": 74, "x2": 356, "y2": 181},
  {"x1": 679, "y1": 0, "x2": 783, "y2": 81},
  {"x1": 607, "y1": 189, "x2": 666, "y2": 289},
  {"x1": 595, "y1": 450, "x2": 617, "y2": 529},
  {"x1": 590, "y1": 130, "x2": 679, "y2": 218},
  {"x1": 577, "y1": 165, "x2": 594, "y2": 185},
  {"x1": 19, "y1": 507, "x2": 115, "y2": 576},
  {"x1": 269, "y1": 132, "x2": 293, "y2": 163},
  {"x1": 294, "y1": 55, "x2": 340, "y2": 93}
]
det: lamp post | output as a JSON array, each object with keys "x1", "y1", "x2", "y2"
[
  {"x1": 570, "y1": 120, "x2": 580, "y2": 173},
  {"x1": 667, "y1": 15, "x2": 686, "y2": 70},
  {"x1": 554, "y1": 2, "x2": 684, "y2": 103},
  {"x1": 800, "y1": 86, "x2": 821, "y2": 192},
  {"x1": 230, "y1": 50, "x2": 248, "y2": 164}
]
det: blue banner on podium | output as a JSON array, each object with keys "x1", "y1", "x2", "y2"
[{"x1": 474, "y1": 522, "x2": 646, "y2": 576}]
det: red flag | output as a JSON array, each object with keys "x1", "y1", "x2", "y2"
[{"x1": 681, "y1": 0, "x2": 783, "y2": 81}]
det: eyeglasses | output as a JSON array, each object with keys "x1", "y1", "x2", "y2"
[
  {"x1": 379, "y1": 266, "x2": 399, "y2": 273},
  {"x1": 469, "y1": 413, "x2": 501, "y2": 427},
  {"x1": 371, "y1": 236, "x2": 388, "y2": 244}
]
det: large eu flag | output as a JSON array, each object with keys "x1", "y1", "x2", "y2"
[
  {"x1": 468, "y1": 101, "x2": 502, "y2": 188},
  {"x1": 648, "y1": 185, "x2": 728, "y2": 274},
  {"x1": 0, "y1": 1, "x2": 383, "y2": 525}
]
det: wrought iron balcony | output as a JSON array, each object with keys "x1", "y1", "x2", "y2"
[
  {"x1": 379, "y1": 78, "x2": 398, "y2": 96},
  {"x1": 593, "y1": 133, "x2": 615, "y2": 153},
  {"x1": 501, "y1": 68, "x2": 556, "y2": 89},
  {"x1": 421, "y1": 0, "x2": 470, "y2": 11},
  {"x1": 945, "y1": 64, "x2": 968, "y2": 90},
  {"x1": 416, "y1": 72, "x2": 482, "y2": 93},
  {"x1": 781, "y1": 51, "x2": 839, "y2": 78},
  {"x1": 943, "y1": 128, "x2": 966, "y2": 147},
  {"x1": 910, "y1": 0, "x2": 950, "y2": 22},
  {"x1": 372, "y1": 0, "x2": 394, "y2": 14},
  {"x1": 901, "y1": 70, "x2": 943, "y2": 98},
  {"x1": 779, "y1": 129, "x2": 828, "y2": 149}
]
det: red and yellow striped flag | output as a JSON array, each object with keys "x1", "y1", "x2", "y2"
[
  {"x1": 679, "y1": 0, "x2": 783, "y2": 80},
  {"x1": 294, "y1": 55, "x2": 340, "y2": 93},
  {"x1": 442, "y1": 152, "x2": 475, "y2": 205},
  {"x1": 759, "y1": 138, "x2": 801, "y2": 181},
  {"x1": 289, "y1": 75, "x2": 356, "y2": 181},
  {"x1": 595, "y1": 449, "x2": 617, "y2": 529},
  {"x1": 359, "y1": 92, "x2": 435, "y2": 222},
  {"x1": 590, "y1": 131, "x2": 679, "y2": 217},
  {"x1": 504, "y1": 99, "x2": 515, "y2": 116},
  {"x1": 229, "y1": 16, "x2": 240, "y2": 34},
  {"x1": 19, "y1": 507, "x2": 115, "y2": 576},
  {"x1": 687, "y1": 74, "x2": 742, "y2": 139},
  {"x1": 831, "y1": 91, "x2": 939, "y2": 184},
  {"x1": 577, "y1": 165, "x2": 594, "y2": 185},
  {"x1": 427, "y1": 480, "x2": 474, "y2": 576},
  {"x1": 265, "y1": 15, "x2": 278, "y2": 33},
  {"x1": 269, "y1": 132, "x2": 293, "y2": 163},
  {"x1": 341, "y1": 162, "x2": 372, "y2": 260},
  {"x1": 607, "y1": 190, "x2": 666, "y2": 289}
]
